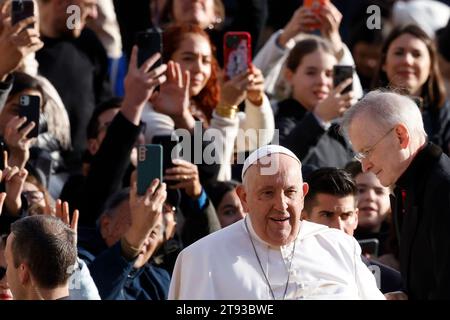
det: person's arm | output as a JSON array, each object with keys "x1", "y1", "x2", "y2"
[{"x1": 79, "y1": 48, "x2": 167, "y2": 227}]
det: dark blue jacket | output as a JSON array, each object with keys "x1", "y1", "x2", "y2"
[{"x1": 78, "y1": 228, "x2": 170, "y2": 300}]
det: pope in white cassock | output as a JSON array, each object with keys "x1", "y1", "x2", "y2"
[{"x1": 169, "y1": 145, "x2": 385, "y2": 300}]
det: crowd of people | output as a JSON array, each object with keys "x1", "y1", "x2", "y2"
[{"x1": 0, "y1": 0, "x2": 450, "y2": 300}]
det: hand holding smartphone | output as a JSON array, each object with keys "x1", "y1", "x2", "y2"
[
  {"x1": 135, "y1": 28, "x2": 163, "y2": 69},
  {"x1": 19, "y1": 94, "x2": 40, "y2": 138},
  {"x1": 137, "y1": 144, "x2": 163, "y2": 195},
  {"x1": 303, "y1": 0, "x2": 329, "y2": 30},
  {"x1": 333, "y1": 65, "x2": 354, "y2": 94},
  {"x1": 358, "y1": 238, "x2": 379, "y2": 257},
  {"x1": 223, "y1": 31, "x2": 252, "y2": 80},
  {"x1": 11, "y1": 0, "x2": 35, "y2": 29}
]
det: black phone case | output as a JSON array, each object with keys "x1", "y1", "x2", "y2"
[
  {"x1": 135, "y1": 28, "x2": 162, "y2": 69},
  {"x1": 333, "y1": 65, "x2": 353, "y2": 93},
  {"x1": 11, "y1": 0, "x2": 34, "y2": 28},
  {"x1": 19, "y1": 95, "x2": 40, "y2": 138},
  {"x1": 137, "y1": 144, "x2": 163, "y2": 195}
]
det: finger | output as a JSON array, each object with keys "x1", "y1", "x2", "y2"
[
  {"x1": 71, "y1": 209, "x2": 79, "y2": 232},
  {"x1": 55, "y1": 199, "x2": 62, "y2": 218},
  {"x1": 10, "y1": 16, "x2": 36, "y2": 36},
  {"x1": 144, "y1": 63, "x2": 168, "y2": 81},
  {"x1": 184, "y1": 70, "x2": 190, "y2": 96},
  {"x1": 175, "y1": 62, "x2": 183, "y2": 88},
  {"x1": 4, "y1": 166, "x2": 19, "y2": 181},
  {"x1": 146, "y1": 178, "x2": 161, "y2": 197},
  {"x1": 12, "y1": 116, "x2": 28, "y2": 130},
  {"x1": 167, "y1": 61, "x2": 176, "y2": 82},
  {"x1": 129, "y1": 45, "x2": 138, "y2": 70},
  {"x1": 334, "y1": 77, "x2": 353, "y2": 93},
  {"x1": 62, "y1": 201, "x2": 70, "y2": 225},
  {"x1": 19, "y1": 121, "x2": 36, "y2": 137},
  {"x1": 0, "y1": 192, "x2": 6, "y2": 215},
  {"x1": 3, "y1": 150, "x2": 8, "y2": 169},
  {"x1": 171, "y1": 158, "x2": 191, "y2": 167},
  {"x1": 141, "y1": 52, "x2": 162, "y2": 73}
]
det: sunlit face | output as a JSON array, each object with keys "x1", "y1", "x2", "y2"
[
  {"x1": 383, "y1": 33, "x2": 431, "y2": 96},
  {"x1": 303, "y1": 194, "x2": 358, "y2": 236},
  {"x1": 286, "y1": 49, "x2": 336, "y2": 110},
  {"x1": 238, "y1": 154, "x2": 309, "y2": 247},
  {"x1": 217, "y1": 190, "x2": 245, "y2": 228},
  {"x1": 0, "y1": 240, "x2": 13, "y2": 300},
  {"x1": 172, "y1": 0, "x2": 216, "y2": 29},
  {"x1": 171, "y1": 33, "x2": 212, "y2": 97},
  {"x1": 355, "y1": 172, "x2": 391, "y2": 232},
  {"x1": 349, "y1": 116, "x2": 404, "y2": 187},
  {"x1": 0, "y1": 89, "x2": 42, "y2": 135},
  {"x1": 353, "y1": 42, "x2": 381, "y2": 80}
]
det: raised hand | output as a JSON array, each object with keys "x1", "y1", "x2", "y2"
[
  {"x1": 246, "y1": 65, "x2": 265, "y2": 106},
  {"x1": 52, "y1": 199, "x2": 79, "y2": 243},
  {"x1": 125, "y1": 179, "x2": 167, "y2": 250},
  {"x1": 278, "y1": 6, "x2": 319, "y2": 48},
  {"x1": 0, "y1": 1, "x2": 43, "y2": 80},
  {"x1": 1, "y1": 150, "x2": 28, "y2": 216},
  {"x1": 151, "y1": 61, "x2": 195, "y2": 130},
  {"x1": 313, "y1": 78, "x2": 355, "y2": 122},
  {"x1": 3, "y1": 115, "x2": 36, "y2": 168},
  {"x1": 317, "y1": 2, "x2": 344, "y2": 56},
  {"x1": 164, "y1": 159, "x2": 202, "y2": 199},
  {"x1": 121, "y1": 45, "x2": 167, "y2": 125}
]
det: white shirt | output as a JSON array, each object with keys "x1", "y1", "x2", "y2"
[{"x1": 169, "y1": 217, "x2": 385, "y2": 300}]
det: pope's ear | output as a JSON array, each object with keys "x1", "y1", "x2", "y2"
[{"x1": 236, "y1": 185, "x2": 249, "y2": 212}]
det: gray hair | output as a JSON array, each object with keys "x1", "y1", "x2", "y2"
[{"x1": 341, "y1": 90, "x2": 427, "y2": 140}]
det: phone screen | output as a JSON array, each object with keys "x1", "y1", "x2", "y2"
[
  {"x1": 19, "y1": 94, "x2": 40, "y2": 138},
  {"x1": 11, "y1": 0, "x2": 35, "y2": 29},
  {"x1": 223, "y1": 32, "x2": 252, "y2": 80},
  {"x1": 333, "y1": 65, "x2": 354, "y2": 93},
  {"x1": 137, "y1": 144, "x2": 163, "y2": 195},
  {"x1": 135, "y1": 28, "x2": 163, "y2": 69},
  {"x1": 358, "y1": 238, "x2": 379, "y2": 257}
]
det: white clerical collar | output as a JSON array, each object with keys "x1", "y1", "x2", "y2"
[{"x1": 244, "y1": 215, "x2": 300, "y2": 250}]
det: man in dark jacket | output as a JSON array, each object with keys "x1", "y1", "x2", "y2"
[
  {"x1": 78, "y1": 186, "x2": 170, "y2": 300},
  {"x1": 343, "y1": 90, "x2": 450, "y2": 300}
]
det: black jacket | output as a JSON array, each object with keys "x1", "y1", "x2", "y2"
[
  {"x1": 392, "y1": 142, "x2": 450, "y2": 299},
  {"x1": 422, "y1": 100, "x2": 450, "y2": 155},
  {"x1": 274, "y1": 98, "x2": 353, "y2": 168}
]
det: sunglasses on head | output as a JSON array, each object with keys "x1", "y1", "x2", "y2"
[{"x1": 0, "y1": 266, "x2": 6, "y2": 280}]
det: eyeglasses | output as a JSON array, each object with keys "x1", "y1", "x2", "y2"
[
  {"x1": 0, "y1": 266, "x2": 6, "y2": 280},
  {"x1": 354, "y1": 127, "x2": 395, "y2": 162}
]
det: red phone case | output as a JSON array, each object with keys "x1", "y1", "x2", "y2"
[{"x1": 223, "y1": 31, "x2": 252, "y2": 80}]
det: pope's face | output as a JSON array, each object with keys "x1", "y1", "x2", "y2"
[{"x1": 238, "y1": 154, "x2": 308, "y2": 247}]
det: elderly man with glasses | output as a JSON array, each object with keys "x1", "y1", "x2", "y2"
[{"x1": 342, "y1": 90, "x2": 450, "y2": 300}]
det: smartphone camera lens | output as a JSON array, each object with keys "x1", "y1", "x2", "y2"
[{"x1": 20, "y1": 95, "x2": 29, "y2": 106}]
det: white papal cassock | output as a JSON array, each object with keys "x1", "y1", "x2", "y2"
[{"x1": 169, "y1": 216, "x2": 385, "y2": 300}]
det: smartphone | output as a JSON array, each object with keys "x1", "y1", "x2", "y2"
[
  {"x1": 358, "y1": 238, "x2": 379, "y2": 257},
  {"x1": 151, "y1": 135, "x2": 181, "y2": 186},
  {"x1": 135, "y1": 28, "x2": 163, "y2": 69},
  {"x1": 303, "y1": 0, "x2": 329, "y2": 29},
  {"x1": 137, "y1": 144, "x2": 163, "y2": 195},
  {"x1": 11, "y1": 0, "x2": 35, "y2": 29},
  {"x1": 0, "y1": 142, "x2": 5, "y2": 171},
  {"x1": 333, "y1": 65, "x2": 354, "y2": 94},
  {"x1": 19, "y1": 94, "x2": 40, "y2": 138},
  {"x1": 223, "y1": 31, "x2": 252, "y2": 80}
]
